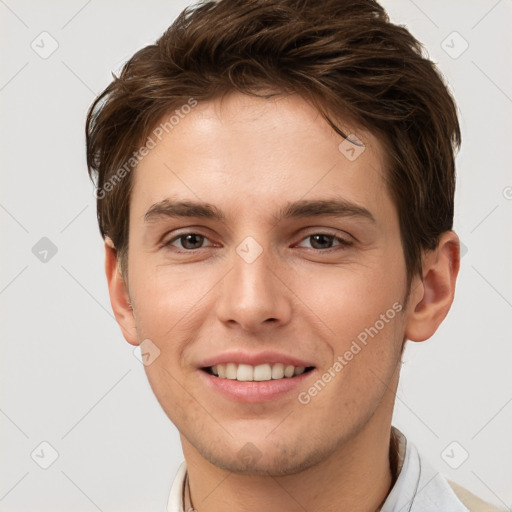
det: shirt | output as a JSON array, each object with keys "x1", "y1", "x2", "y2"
[{"x1": 166, "y1": 427, "x2": 504, "y2": 512}]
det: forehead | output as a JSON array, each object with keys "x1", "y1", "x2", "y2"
[{"x1": 130, "y1": 92, "x2": 393, "y2": 226}]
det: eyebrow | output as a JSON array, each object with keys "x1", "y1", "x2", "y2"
[{"x1": 144, "y1": 198, "x2": 376, "y2": 225}]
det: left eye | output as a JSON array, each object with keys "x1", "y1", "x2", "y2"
[{"x1": 297, "y1": 233, "x2": 352, "y2": 250}]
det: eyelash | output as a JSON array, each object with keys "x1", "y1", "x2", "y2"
[{"x1": 163, "y1": 231, "x2": 353, "y2": 253}]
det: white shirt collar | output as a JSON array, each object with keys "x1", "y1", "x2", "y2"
[
  {"x1": 166, "y1": 427, "x2": 468, "y2": 512},
  {"x1": 381, "y1": 428, "x2": 468, "y2": 512}
]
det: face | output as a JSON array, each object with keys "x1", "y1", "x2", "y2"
[{"x1": 122, "y1": 92, "x2": 412, "y2": 475}]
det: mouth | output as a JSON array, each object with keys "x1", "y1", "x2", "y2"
[
  {"x1": 198, "y1": 352, "x2": 317, "y2": 402},
  {"x1": 202, "y1": 363, "x2": 316, "y2": 382}
]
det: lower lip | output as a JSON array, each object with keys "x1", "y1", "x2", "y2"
[{"x1": 200, "y1": 369, "x2": 315, "y2": 403}]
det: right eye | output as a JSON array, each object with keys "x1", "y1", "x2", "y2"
[{"x1": 164, "y1": 232, "x2": 214, "y2": 252}]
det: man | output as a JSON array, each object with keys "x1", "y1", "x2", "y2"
[{"x1": 85, "y1": 1, "x2": 504, "y2": 510}]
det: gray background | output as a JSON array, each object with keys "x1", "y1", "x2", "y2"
[{"x1": 1, "y1": 0, "x2": 511, "y2": 510}]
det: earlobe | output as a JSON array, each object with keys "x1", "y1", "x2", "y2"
[
  {"x1": 404, "y1": 231, "x2": 461, "y2": 342},
  {"x1": 104, "y1": 238, "x2": 139, "y2": 346}
]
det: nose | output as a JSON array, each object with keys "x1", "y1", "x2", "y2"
[{"x1": 215, "y1": 240, "x2": 293, "y2": 333}]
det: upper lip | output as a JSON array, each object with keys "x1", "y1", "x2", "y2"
[{"x1": 198, "y1": 350, "x2": 315, "y2": 369}]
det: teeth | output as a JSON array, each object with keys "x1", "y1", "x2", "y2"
[
  {"x1": 226, "y1": 363, "x2": 237, "y2": 380},
  {"x1": 271, "y1": 363, "x2": 284, "y2": 379},
  {"x1": 284, "y1": 365, "x2": 295, "y2": 378},
  {"x1": 237, "y1": 364, "x2": 253, "y2": 381},
  {"x1": 254, "y1": 364, "x2": 272, "y2": 381},
  {"x1": 210, "y1": 363, "x2": 309, "y2": 381}
]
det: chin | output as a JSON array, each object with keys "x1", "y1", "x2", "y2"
[{"x1": 198, "y1": 438, "x2": 332, "y2": 477}]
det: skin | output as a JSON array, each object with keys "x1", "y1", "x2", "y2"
[{"x1": 105, "y1": 92, "x2": 460, "y2": 512}]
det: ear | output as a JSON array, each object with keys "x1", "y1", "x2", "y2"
[
  {"x1": 404, "y1": 231, "x2": 461, "y2": 342},
  {"x1": 104, "y1": 237, "x2": 139, "y2": 346}
]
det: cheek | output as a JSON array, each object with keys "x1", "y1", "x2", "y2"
[
  {"x1": 129, "y1": 259, "x2": 211, "y2": 335},
  {"x1": 293, "y1": 255, "x2": 405, "y2": 341}
]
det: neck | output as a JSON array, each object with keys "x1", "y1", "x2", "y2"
[{"x1": 182, "y1": 418, "x2": 395, "y2": 512}]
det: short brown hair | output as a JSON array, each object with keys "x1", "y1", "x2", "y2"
[{"x1": 86, "y1": 0, "x2": 461, "y2": 286}]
